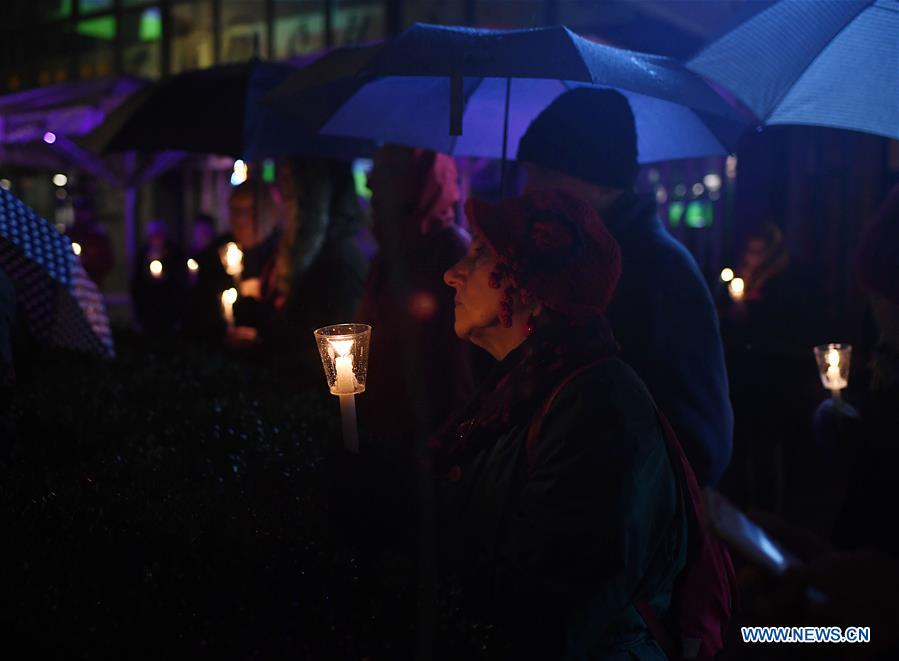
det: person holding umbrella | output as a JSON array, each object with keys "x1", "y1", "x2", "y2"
[{"x1": 517, "y1": 88, "x2": 734, "y2": 487}]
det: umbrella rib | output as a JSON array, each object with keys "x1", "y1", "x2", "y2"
[{"x1": 499, "y1": 77, "x2": 512, "y2": 196}]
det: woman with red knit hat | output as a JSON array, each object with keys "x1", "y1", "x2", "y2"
[{"x1": 437, "y1": 189, "x2": 687, "y2": 659}]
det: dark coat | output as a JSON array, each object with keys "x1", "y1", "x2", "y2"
[
  {"x1": 435, "y1": 325, "x2": 687, "y2": 659},
  {"x1": 604, "y1": 193, "x2": 733, "y2": 486}
]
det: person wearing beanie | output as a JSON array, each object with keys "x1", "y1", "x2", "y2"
[
  {"x1": 437, "y1": 190, "x2": 687, "y2": 659},
  {"x1": 518, "y1": 87, "x2": 733, "y2": 486}
]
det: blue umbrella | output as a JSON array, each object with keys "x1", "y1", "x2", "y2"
[
  {"x1": 688, "y1": 0, "x2": 898, "y2": 139},
  {"x1": 266, "y1": 23, "x2": 747, "y2": 165}
]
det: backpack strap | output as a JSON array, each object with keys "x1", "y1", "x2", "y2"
[
  {"x1": 636, "y1": 411, "x2": 687, "y2": 661},
  {"x1": 525, "y1": 359, "x2": 608, "y2": 473}
]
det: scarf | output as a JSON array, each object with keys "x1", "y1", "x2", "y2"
[{"x1": 430, "y1": 318, "x2": 617, "y2": 472}]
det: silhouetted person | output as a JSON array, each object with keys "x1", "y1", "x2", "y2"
[
  {"x1": 66, "y1": 194, "x2": 114, "y2": 290},
  {"x1": 356, "y1": 145, "x2": 474, "y2": 455},
  {"x1": 131, "y1": 220, "x2": 186, "y2": 336},
  {"x1": 518, "y1": 87, "x2": 733, "y2": 486}
]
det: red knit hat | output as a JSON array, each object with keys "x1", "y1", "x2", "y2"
[{"x1": 464, "y1": 190, "x2": 622, "y2": 319}]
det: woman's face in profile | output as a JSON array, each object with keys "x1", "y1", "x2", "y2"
[{"x1": 443, "y1": 229, "x2": 503, "y2": 343}]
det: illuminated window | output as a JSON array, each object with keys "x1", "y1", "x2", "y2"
[
  {"x1": 76, "y1": 16, "x2": 116, "y2": 41},
  {"x1": 122, "y1": 7, "x2": 162, "y2": 78},
  {"x1": 222, "y1": 1, "x2": 268, "y2": 62},
  {"x1": 274, "y1": 1, "x2": 326, "y2": 57},
  {"x1": 333, "y1": 0, "x2": 385, "y2": 47},
  {"x1": 171, "y1": 1, "x2": 214, "y2": 73},
  {"x1": 80, "y1": 0, "x2": 113, "y2": 13}
]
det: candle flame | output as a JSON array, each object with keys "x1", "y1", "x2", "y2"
[
  {"x1": 720, "y1": 267, "x2": 734, "y2": 283},
  {"x1": 222, "y1": 288, "x2": 238, "y2": 305},
  {"x1": 222, "y1": 242, "x2": 244, "y2": 276},
  {"x1": 149, "y1": 259, "x2": 163, "y2": 277},
  {"x1": 729, "y1": 277, "x2": 745, "y2": 300},
  {"x1": 826, "y1": 348, "x2": 840, "y2": 369},
  {"x1": 187, "y1": 258, "x2": 199, "y2": 272},
  {"x1": 330, "y1": 339, "x2": 354, "y2": 357},
  {"x1": 72, "y1": 242, "x2": 82, "y2": 256}
]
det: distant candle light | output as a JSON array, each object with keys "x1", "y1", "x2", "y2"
[
  {"x1": 72, "y1": 242, "x2": 82, "y2": 256},
  {"x1": 187, "y1": 258, "x2": 199, "y2": 272},
  {"x1": 149, "y1": 259, "x2": 163, "y2": 278},
  {"x1": 720, "y1": 267, "x2": 734, "y2": 283}
]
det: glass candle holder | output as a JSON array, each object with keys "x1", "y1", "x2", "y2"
[
  {"x1": 314, "y1": 324, "x2": 371, "y2": 396},
  {"x1": 814, "y1": 343, "x2": 851, "y2": 396}
]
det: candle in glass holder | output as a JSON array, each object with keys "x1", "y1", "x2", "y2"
[
  {"x1": 221, "y1": 287, "x2": 238, "y2": 327},
  {"x1": 814, "y1": 343, "x2": 850, "y2": 398},
  {"x1": 728, "y1": 277, "x2": 745, "y2": 301},
  {"x1": 314, "y1": 324, "x2": 372, "y2": 453}
]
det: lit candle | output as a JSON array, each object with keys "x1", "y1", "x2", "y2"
[
  {"x1": 823, "y1": 347, "x2": 848, "y2": 393},
  {"x1": 331, "y1": 339, "x2": 356, "y2": 395},
  {"x1": 187, "y1": 258, "x2": 199, "y2": 273},
  {"x1": 221, "y1": 287, "x2": 237, "y2": 327},
  {"x1": 729, "y1": 277, "x2": 745, "y2": 301},
  {"x1": 221, "y1": 242, "x2": 244, "y2": 278},
  {"x1": 72, "y1": 242, "x2": 82, "y2": 256},
  {"x1": 149, "y1": 259, "x2": 163, "y2": 279},
  {"x1": 720, "y1": 267, "x2": 734, "y2": 283}
]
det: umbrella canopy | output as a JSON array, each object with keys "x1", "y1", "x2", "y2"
[
  {"x1": 84, "y1": 59, "x2": 373, "y2": 160},
  {"x1": 0, "y1": 75, "x2": 144, "y2": 145},
  {"x1": 688, "y1": 0, "x2": 899, "y2": 140},
  {"x1": 0, "y1": 75, "x2": 144, "y2": 172},
  {"x1": 266, "y1": 23, "x2": 748, "y2": 164},
  {"x1": 0, "y1": 188, "x2": 113, "y2": 357}
]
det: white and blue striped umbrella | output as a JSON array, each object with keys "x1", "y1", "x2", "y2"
[
  {"x1": 688, "y1": 0, "x2": 899, "y2": 140},
  {"x1": 0, "y1": 187, "x2": 113, "y2": 357}
]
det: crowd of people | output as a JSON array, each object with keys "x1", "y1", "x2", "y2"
[{"x1": 4, "y1": 86, "x2": 897, "y2": 659}]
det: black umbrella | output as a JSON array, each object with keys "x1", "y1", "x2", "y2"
[{"x1": 84, "y1": 59, "x2": 373, "y2": 159}]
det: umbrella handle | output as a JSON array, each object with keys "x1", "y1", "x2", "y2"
[
  {"x1": 450, "y1": 72, "x2": 463, "y2": 136},
  {"x1": 500, "y1": 77, "x2": 511, "y2": 197}
]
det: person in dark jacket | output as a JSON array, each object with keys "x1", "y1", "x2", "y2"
[
  {"x1": 130, "y1": 220, "x2": 187, "y2": 336},
  {"x1": 66, "y1": 194, "x2": 115, "y2": 290},
  {"x1": 517, "y1": 87, "x2": 733, "y2": 486},
  {"x1": 438, "y1": 189, "x2": 687, "y2": 660}
]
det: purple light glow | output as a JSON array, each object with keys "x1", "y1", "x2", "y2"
[{"x1": 43, "y1": 131, "x2": 57, "y2": 144}]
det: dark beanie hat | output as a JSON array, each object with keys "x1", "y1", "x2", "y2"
[{"x1": 517, "y1": 88, "x2": 638, "y2": 190}]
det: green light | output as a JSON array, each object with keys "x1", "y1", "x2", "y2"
[
  {"x1": 50, "y1": 0, "x2": 73, "y2": 18},
  {"x1": 76, "y1": 16, "x2": 116, "y2": 41},
  {"x1": 668, "y1": 202, "x2": 685, "y2": 227},
  {"x1": 262, "y1": 159, "x2": 276, "y2": 184},
  {"x1": 139, "y1": 8, "x2": 162, "y2": 42},
  {"x1": 353, "y1": 166, "x2": 372, "y2": 200},
  {"x1": 685, "y1": 201, "x2": 713, "y2": 229}
]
